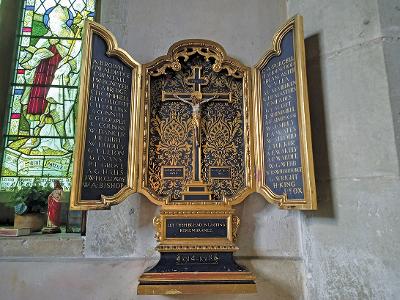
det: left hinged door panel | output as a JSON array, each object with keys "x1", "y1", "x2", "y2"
[{"x1": 70, "y1": 21, "x2": 142, "y2": 210}]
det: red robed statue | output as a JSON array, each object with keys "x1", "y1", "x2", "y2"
[{"x1": 42, "y1": 180, "x2": 64, "y2": 234}]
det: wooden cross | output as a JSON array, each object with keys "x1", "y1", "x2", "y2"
[
  {"x1": 162, "y1": 66, "x2": 232, "y2": 182},
  {"x1": 185, "y1": 65, "x2": 209, "y2": 92}
]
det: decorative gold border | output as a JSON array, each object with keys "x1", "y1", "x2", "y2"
[
  {"x1": 253, "y1": 15, "x2": 317, "y2": 210},
  {"x1": 139, "y1": 39, "x2": 254, "y2": 206},
  {"x1": 139, "y1": 272, "x2": 256, "y2": 282},
  {"x1": 70, "y1": 20, "x2": 142, "y2": 210},
  {"x1": 161, "y1": 215, "x2": 232, "y2": 242},
  {"x1": 137, "y1": 283, "x2": 256, "y2": 295},
  {"x1": 153, "y1": 205, "x2": 238, "y2": 252}
]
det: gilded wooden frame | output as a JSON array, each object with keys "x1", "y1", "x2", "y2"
[
  {"x1": 71, "y1": 17, "x2": 316, "y2": 211},
  {"x1": 139, "y1": 39, "x2": 255, "y2": 206},
  {"x1": 253, "y1": 15, "x2": 317, "y2": 210},
  {"x1": 153, "y1": 205, "x2": 240, "y2": 252},
  {"x1": 70, "y1": 21, "x2": 142, "y2": 210}
]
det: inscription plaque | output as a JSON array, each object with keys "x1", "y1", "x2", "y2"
[
  {"x1": 176, "y1": 253, "x2": 219, "y2": 265},
  {"x1": 209, "y1": 167, "x2": 231, "y2": 179},
  {"x1": 81, "y1": 34, "x2": 132, "y2": 200},
  {"x1": 165, "y1": 218, "x2": 228, "y2": 238},
  {"x1": 162, "y1": 166, "x2": 184, "y2": 179},
  {"x1": 70, "y1": 21, "x2": 141, "y2": 209},
  {"x1": 146, "y1": 252, "x2": 247, "y2": 273},
  {"x1": 261, "y1": 30, "x2": 303, "y2": 199},
  {"x1": 254, "y1": 15, "x2": 316, "y2": 208}
]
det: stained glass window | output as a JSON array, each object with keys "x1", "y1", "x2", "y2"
[{"x1": 0, "y1": 0, "x2": 96, "y2": 191}]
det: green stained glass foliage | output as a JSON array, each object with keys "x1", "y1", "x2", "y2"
[{"x1": 0, "y1": 0, "x2": 96, "y2": 191}]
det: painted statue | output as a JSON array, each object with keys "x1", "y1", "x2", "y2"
[{"x1": 42, "y1": 180, "x2": 63, "y2": 234}]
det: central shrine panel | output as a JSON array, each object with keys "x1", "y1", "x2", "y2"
[{"x1": 140, "y1": 41, "x2": 253, "y2": 204}]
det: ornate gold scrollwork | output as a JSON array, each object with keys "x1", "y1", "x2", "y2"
[
  {"x1": 232, "y1": 215, "x2": 240, "y2": 242},
  {"x1": 153, "y1": 216, "x2": 162, "y2": 242},
  {"x1": 157, "y1": 244, "x2": 238, "y2": 252},
  {"x1": 148, "y1": 40, "x2": 246, "y2": 78}
]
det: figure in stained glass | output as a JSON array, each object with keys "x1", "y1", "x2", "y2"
[
  {"x1": 0, "y1": 0, "x2": 96, "y2": 191},
  {"x1": 17, "y1": 4, "x2": 88, "y2": 152}
]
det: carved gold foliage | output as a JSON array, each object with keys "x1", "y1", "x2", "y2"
[
  {"x1": 152, "y1": 109, "x2": 192, "y2": 166},
  {"x1": 232, "y1": 215, "x2": 240, "y2": 242},
  {"x1": 148, "y1": 40, "x2": 245, "y2": 79},
  {"x1": 148, "y1": 107, "x2": 192, "y2": 199},
  {"x1": 148, "y1": 162, "x2": 162, "y2": 194},
  {"x1": 203, "y1": 112, "x2": 242, "y2": 166},
  {"x1": 153, "y1": 216, "x2": 162, "y2": 242}
]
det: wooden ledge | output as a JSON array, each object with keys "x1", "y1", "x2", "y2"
[{"x1": 137, "y1": 283, "x2": 257, "y2": 295}]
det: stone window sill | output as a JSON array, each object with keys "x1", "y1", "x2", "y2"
[{"x1": 0, "y1": 233, "x2": 84, "y2": 258}]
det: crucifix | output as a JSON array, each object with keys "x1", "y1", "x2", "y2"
[{"x1": 162, "y1": 66, "x2": 232, "y2": 183}]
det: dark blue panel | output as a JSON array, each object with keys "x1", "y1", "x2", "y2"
[
  {"x1": 210, "y1": 167, "x2": 231, "y2": 179},
  {"x1": 80, "y1": 33, "x2": 132, "y2": 200},
  {"x1": 183, "y1": 194, "x2": 210, "y2": 201},
  {"x1": 163, "y1": 167, "x2": 184, "y2": 178},
  {"x1": 166, "y1": 218, "x2": 227, "y2": 238},
  {"x1": 261, "y1": 29, "x2": 304, "y2": 199},
  {"x1": 145, "y1": 252, "x2": 248, "y2": 273},
  {"x1": 188, "y1": 186, "x2": 206, "y2": 192}
]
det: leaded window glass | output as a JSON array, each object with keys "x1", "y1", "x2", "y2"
[{"x1": 1, "y1": 0, "x2": 96, "y2": 191}]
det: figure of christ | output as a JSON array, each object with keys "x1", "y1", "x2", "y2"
[
  {"x1": 16, "y1": 5, "x2": 91, "y2": 153},
  {"x1": 174, "y1": 91, "x2": 218, "y2": 149}
]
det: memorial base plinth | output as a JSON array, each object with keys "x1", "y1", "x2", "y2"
[
  {"x1": 137, "y1": 252, "x2": 256, "y2": 295},
  {"x1": 138, "y1": 201, "x2": 256, "y2": 295},
  {"x1": 138, "y1": 270, "x2": 256, "y2": 295}
]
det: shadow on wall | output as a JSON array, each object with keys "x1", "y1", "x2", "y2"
[
  {"x1": 304, "y1": 34, "x2": 335, "y2": 220},
  {"x1": 137, "y1": 194, "x2": 160, "y2": 230}
]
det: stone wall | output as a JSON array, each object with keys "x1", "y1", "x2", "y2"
[{"x1": 287, "y1": 0, "x2": 400, "y2": 298}]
